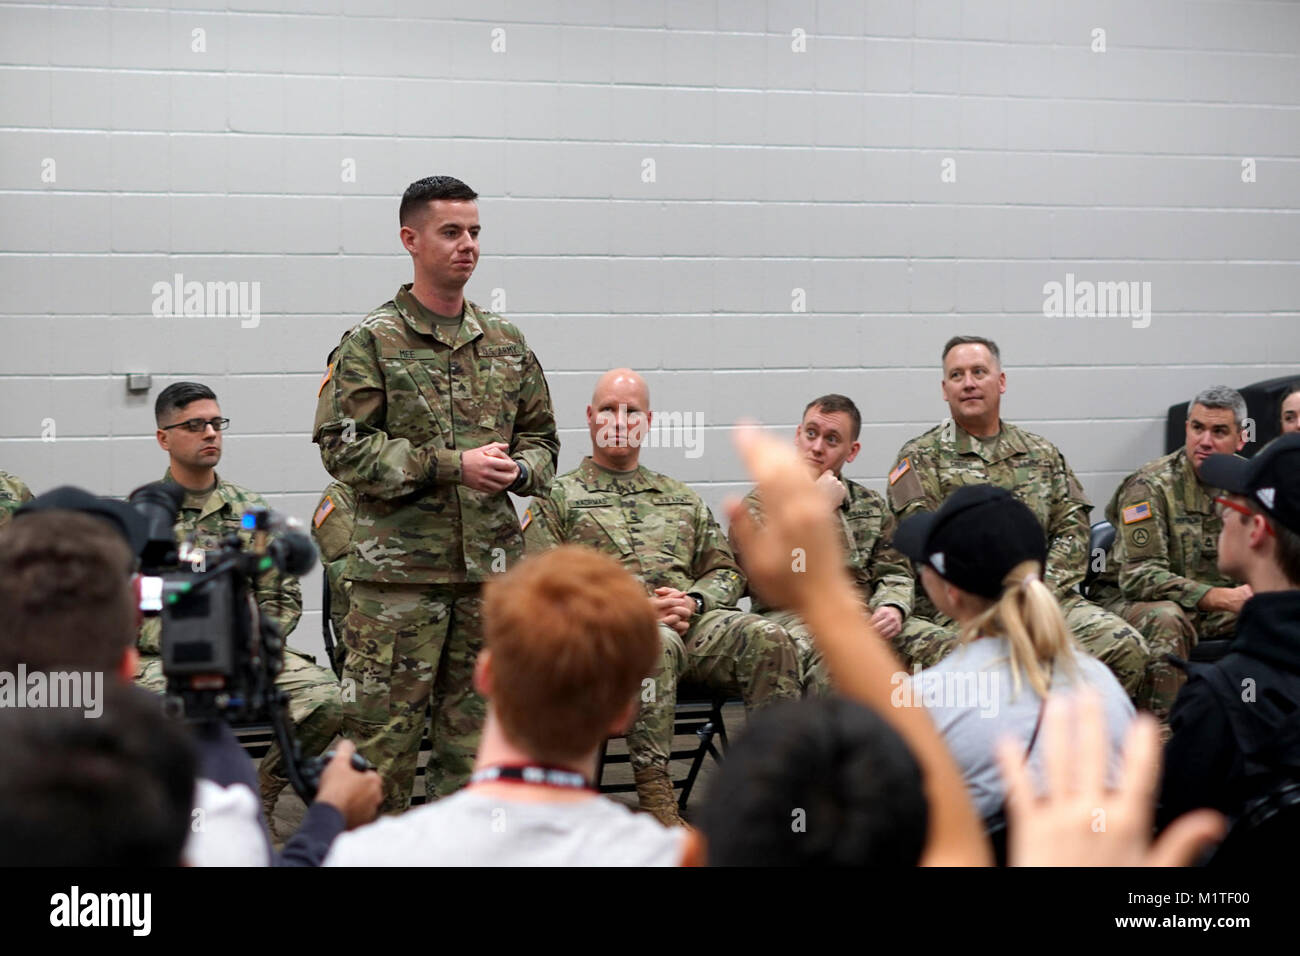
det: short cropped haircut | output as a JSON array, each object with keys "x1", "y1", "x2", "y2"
[
  {"x1": 942, "y1": 335, "x2": 1001, "y2": 368},
  {"x1": 399, "y1": 176, "x2": 479, "y2": 226},
  {"x1": 155, "y1": 381, "x2": 217, "y2": 426},
  {"x1": 699, "y1": 698, "x2": 929, "y2": 866},
  {"x1": 0, "y1": 687, "x2": 196, "y2": 866},
  {"x1": 0, "y1": 510, "x2": 136, "y2": 673},
  {"x1": 1189, "y1": 385, "x2": 1247, "y2": 429},
  {"x1": 482, "y1": 546, "x2": 660, "y2": 763},
  {"x1": 803, "y1": 394, "x2": 862, "y2": 442}
]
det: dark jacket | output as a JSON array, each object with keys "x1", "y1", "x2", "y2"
[{"x1": 1159, "y1": 589, "x2": 1300, "y2": 827}]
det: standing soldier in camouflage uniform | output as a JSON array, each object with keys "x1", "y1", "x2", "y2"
[
  {"x1": 310, "y1": 480, "x2": 357, "y2": 676},
  {"x1": 731, "y1": 395, "x2": 948, "y2": 693},
  {"x1": 523, "y1": 368, "x2": 799, "y2": 826},
  {"x1": 887, "y1": 336, "x2": 1152, "y2": 702},
  {"x1": 313, "y1": 176, "x2": 559, "y2": 813},
  {"x1": 1092, "y1": 386, "x2": 1253, "y2": 718},
  {"x1": 139, "y1": 382, "x2": 342, "y2": 825},
  {"x1": 0, "y1": 471, "x2": 34, "y2": 532}
]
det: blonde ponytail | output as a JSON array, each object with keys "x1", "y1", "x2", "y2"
[{"x1": 958, "y1": 560, "x2": 1077, "y2": 699}]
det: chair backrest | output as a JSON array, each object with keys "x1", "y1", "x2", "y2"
[
  {"x1": 1207, "y1": 778, "x2": 1300, "y2": 867},
  {"x1": 1083, "y1": 520, "x2": 1116, "y2": 598}
]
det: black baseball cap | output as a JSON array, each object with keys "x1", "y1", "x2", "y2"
[
  {"x1": 892, "y1": 485, "x2": 1047, "y2": 599},
  {"x1": 14, "y1": 485, "x2": 150, "y2": 558},
  {"x1": 1200, "y1": 433, "x2": 1300, "y2": 536}
]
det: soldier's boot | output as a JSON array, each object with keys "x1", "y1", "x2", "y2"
[{"x1": 634, "y1": 765, "x2": 685, "y2": 828}]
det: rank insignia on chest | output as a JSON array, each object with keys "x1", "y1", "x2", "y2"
[
  {"x1": 889, "y1": 459, "x2": 911, "y2": 485},
  {"x1": 313, "y1": 496, "x2": 336, "y2": 528},
  {"x1": 1122, "y1": 501, "x2": 1152, "y2": 524}
]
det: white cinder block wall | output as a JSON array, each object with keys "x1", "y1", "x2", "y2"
[{"x1": 1, "y1": 1, "x2": 1298, "y2": 663}]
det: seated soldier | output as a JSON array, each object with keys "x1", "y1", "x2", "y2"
[
  {"x1": 1093, "y1": 386, "x2": 1253, "y2": 719},
  {"x1": 887, "y1": 336, "x2": 1152, "y2": 704},
  {"x1": 139, "y1": 382, "x2": 342, "y2": 830},
  {"x1": 0, "y1": 470, "x2": 33, "y2": 532},
  {"x1": 523, "y1": 368, "x2": 800, "y2": 826},
  {"x1": 731, "y1": 394, "x2": 945, "y2": 696}
]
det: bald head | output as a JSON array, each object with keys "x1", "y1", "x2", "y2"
[
  {"x1": 591, "y1": 368, "x2": 649, "y2": 409},
  {"x1": 587, "y1": 368, "x2": 652, "y2": 471}
]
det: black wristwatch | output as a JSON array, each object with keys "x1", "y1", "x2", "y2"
[
  {"x1": 687, "y1": 593, "x2": 704, "y2": 615},
  {"x1": 507, "y1": 459, "x2": 529, "y2": 492}
]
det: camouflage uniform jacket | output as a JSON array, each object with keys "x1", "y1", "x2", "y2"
[
  {"x1": 0, "y1": 470, "x2": 33, "y2": 532},
  {"x1": 888, "y1": 419, "x2": 1092, "y2": 605},
  {"x1": 312, "y1": 285, "x2": 558, "y2": 584},
  {"x1": 522, "y1": 458, "x2": 745, "y2": 612},
  {"x1": 736, "y1": 479, "x2": 913, "y2": 615},
  {"x1": 1103, "y1": 449, "x2": 1238, "y2": 610},
  {"x1": 137, "y1": 469, "x2": 303, "y2": 654}
]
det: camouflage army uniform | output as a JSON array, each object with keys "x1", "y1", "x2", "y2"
[
  {"x1": 1091, "y1": 449, "x2": 1241, "y2": 716},
  {"x1": 887, "y1": 420, "x2": 1152, "y2": 700},
  {"x1": 524, "y1": 459, "x2": 800, "y2": 784},
  {"x1": 312, "y1": 285, "x2": 558, "y2": 813},
  {"x1": 734, "y1": 480, "x2": 945, "y2": 694},
  {"x1": 310, "y1": 481, "x2": 357, "y2": 673},
  {"x1": 133, "y1": 470, "x2": 342, "y2": 816},
  {"x1": 0, "y1": 471, "x2": 34, "y2": 533}
]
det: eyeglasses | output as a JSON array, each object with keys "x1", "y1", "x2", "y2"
[
  {"x1": 161, "y1": 417, "x2": 230, "y2": 434},
  {"x1": 1214, "y1": 495, "x2": 1275, "y2": 536}
]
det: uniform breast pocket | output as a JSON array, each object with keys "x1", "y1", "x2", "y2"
[
  {"x1": 478, "y1": 353, "x2": 524, "y2": 430},
  {"x1": 382, "y1": 360, "x2": 445, "y2": 444},
  {"x1": 844, "y1": 509, "x2": 884, "y2": 567}
]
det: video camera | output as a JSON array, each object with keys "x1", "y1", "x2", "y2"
[{"x1": 128, "y1": 480, "x2": 354, "y2": 800}]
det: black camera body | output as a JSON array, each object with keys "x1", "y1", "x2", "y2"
[{"x1": 129, "y1": 480, "x2": 334, "y2": 797}]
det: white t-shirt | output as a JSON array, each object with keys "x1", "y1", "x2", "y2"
[
  {"x1": 323, "y1": 790, "x2": 685, "y2": 867},
  {"x1": 911, "y1": 637, "x2": 1136, "y2": 820}
]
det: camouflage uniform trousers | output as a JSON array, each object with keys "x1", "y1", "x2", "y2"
[
  {"x1": 136, "y1": 648, "x2": 342, "y2": 804},
  {"x1": 627, "y1": 609, "x2": 800, "y2": 773},
  {"x1": 342, "y1": 580, "x2": 487, "y2": 814},
  {"x1": 893, "y1": 594, "x2": 1151, "y2": 702},
  {"x1": 1095, "y1": 590, "x2": 1237, "y2": 721}
]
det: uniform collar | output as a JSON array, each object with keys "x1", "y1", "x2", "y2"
[
  {"x1": 952, "y1": 419, "x2": 1027, "y2": 463},
  {"x1": 162, "y1": 467, "x2": 227, "y2": 521},
  {"x1": 577, "y1": 457, "x2": 663, "y2": 494},
  {"x1": 394, "y1": 284, "x2": 486, "y2": 350},
  {"x1": 1176, "y1": 449, "x2": 1219, "y2": 514}
]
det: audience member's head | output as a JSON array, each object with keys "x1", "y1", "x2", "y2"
[
  {"x1": 940, "y1": 335, "x2": 1006, "y2": 433},
  {"x1": 696, "y1": 697, "x2": 928, "y2": 866},
  {"x1": 1185, "y1": 385, "x2": 1247, "y2": 474},
  {"x1": 0, "y1": 507, "x2": 138, "y2": 675},
  {"x1": 1279, "y1": 383, "x2": 1300, "y2": 436},
  {"x1": 479, "y1": 545, "x2": 659, "y2": 765},
  {"x1": 0, "y1": 686, "x2": 196, "y2": 866},
  {"x1": 1203, "y1": 434, "x2": 1300, "y2": 589},
  {"x1": 894, "y1": 484, "x2": 1074, "y2": 697}
]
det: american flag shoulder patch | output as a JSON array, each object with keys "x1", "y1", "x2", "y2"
[
  {"x1": 520, "y1": 507, "x2": 533, "y2": 531},
  {"x1": 317, "y1": 363, "x2": 334, "y2": 396},
  {"x1": 888, "y1": 458, "x2": 911, "y2": 486},
  {"x1": 313, "y1": 496, "x2": 335, "y2": 528},
  {"x1": 1122, "y1": 501, "x2": 1152, "y2": 525}
]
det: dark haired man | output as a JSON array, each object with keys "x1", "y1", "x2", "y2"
[
  {"x1": 145, "y1": 381, "x2": 341, "y2": 830},
  {"x1": 887, "y1": 336, "x2": 1152, "y2": 704},
  {"x1": 732, "y1": 395, "x2": 943, "y2": 695},
  {"x1": 313, "y1": 175, "x2": 558, "y2": 811},
  {"x1": 1160, "y1": 434, "x2": 1300, "y2": 831}
]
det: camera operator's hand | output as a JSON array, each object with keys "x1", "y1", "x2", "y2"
[{"x1": 315, "y1": 740, "x2": 382, "y2": 830}]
